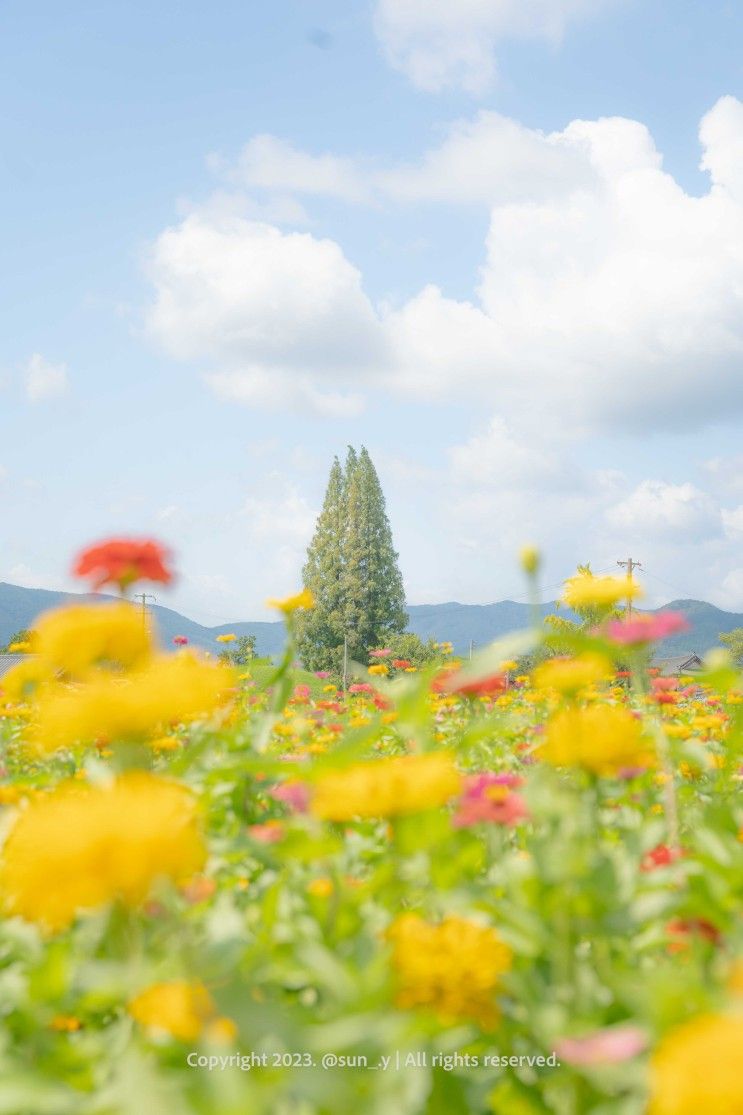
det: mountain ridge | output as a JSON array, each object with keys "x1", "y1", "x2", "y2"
[{"x1": 1, "y1": 582, "x2": 740, "y2": 658}]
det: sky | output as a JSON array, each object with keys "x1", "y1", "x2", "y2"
[{"x1": 1, "y1": 0, "x2": 743, "y2": 624}]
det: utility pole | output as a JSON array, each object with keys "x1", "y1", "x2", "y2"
[
  {"x1": 617, "y1": 558, "x2": 642, "y2": 618},
  {"x1": 342, "y1": 633, "x2": 348, "y2": 693},
  {"x1": 133, "y1": 592, "x2": 157, "y2": 631},
  {"x1": 468, "y1": 640, "x2": 473, "y2": 661}
]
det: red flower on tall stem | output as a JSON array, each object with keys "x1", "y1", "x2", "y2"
[{"x1": 72, "y1": 538, "x2": 173, "y2": 592}]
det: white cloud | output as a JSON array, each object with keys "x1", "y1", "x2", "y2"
[
  {"x1": 147, "y1": 98, "x2": 743, "y2": 438},
  {"x1": 448, "y1": 416, "x2": 581, "y2": 491},
  {"x1": 377, "y1": 111, "x2": 594, "y2": 205},
  {"x1": 218, "y1": 135, "x2": 370, "y2": 203},
  {"x1": 605, "y1": 480, "x2": 723, "y2": 543},
  {"x1": 24, "y1": 353, "x2": 69, "y2": 403},
  {"x1": 146, "y1": 213, "x2": 386, "y2": 417},
  {"x1": 373, "y1": 0, "x2": 616, "y2": 93}
]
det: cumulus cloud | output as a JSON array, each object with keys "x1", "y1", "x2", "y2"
[
  {"x1": 372, "y1": 0, "x2": 616, "y2": 93},
  {"x1": 146, "y1": 213, "x2": 386, "y2": 416},
  {"x1": 24, "y1": 354, "x2": 69, "y2": 403},
  {"x1": 605, "y1": 480, "x2": 723, "y2": 543},
  {"x1": 216, "y1": 135, "x2": 370, "y2": 204},
  {"x1": 147, "y1": 98, "x2": 743, "y2": 437}
]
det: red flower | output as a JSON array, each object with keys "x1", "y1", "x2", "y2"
[
  {"x1": 433, "y1": 668, "x2": 507, "y2": 697},
  {"x1": 392, "y1": 658, "x2": 412, "y2": 669},
  {"x1": 173, "y1": 635, "x2": 188, "y2": 646},
  {"x1": 666, "y1": 917, "x2": 721, "y2": 952},
  {"x1": 73, "y1": 538, "x2": 173, "y2": 591},
  {"x1": 640, "y1": 844, "x2": 683, "y2": 872}
]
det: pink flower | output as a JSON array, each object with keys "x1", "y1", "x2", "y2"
[
  {"x1": 173, "y1": 635, "x2": 188, "y2": 646},
  {"x1": 452, "y1": 773, "x2": 528, "y2": 829},
  {"x1": 349, "y1": 683, "x2": 373, "y2": 694},
  {"x1": 315, "y1": 670, "x2": 331, "y2": 678},
  {"x1": 248, "y1": 821, "x2": 284, "y2": 844},
  {"x1": 555, "y1": 1026, "x2": 647, "y2": 1066},
  {"x1": 270, "y1": 781, "x2": 310, "y2": 813},
  {"x1": 369, "y1": 648, "x2": 392, "y2": 658},
  {"x1": 606, "y1": 611, "x2": 689, "y2": 646}
]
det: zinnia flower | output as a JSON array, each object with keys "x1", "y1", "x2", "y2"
[
  {"x1": 555, "y1": 1025, "x2": 647, "y2": 1066},
  {"x1": 0, "y1": 773, "x2": 205, "y2": 931},
  {"x1": 311, "y1": 753, "x2": 461, "y2": 820},
  {"x1": 606, "y1": 611, "x2": 689, "y2": 646},
  {"x1": 452, "y1": 773, "x2": 528, "y2": 828},
  {"x1": 173, "y1": 635, "x2": 188, "y2": 646},
  {"x1": 648, "y1": 1013, "x2": 743, "y2": 1114},
  {"x1": 72, "y1": 538, "x2": 173, "y2": 592},
  {"x1": 538, "y1": 704, "x2": 654, "y2": 776},
  {"x1": 265, "y1": 588, "x2": 315, "y2": 615},
  {"x1": 129, "y1": 981, "x2": 226, "y2": 1042},
  {"x1": 433, "y1": 669, "x2": 507, "y2": 697},
  {"x1": 388, "y1": 914, "x2": 512, "y2": 1029},
  {"x1": 561, "y1": 572, "x2": 642, "y2": 609}
]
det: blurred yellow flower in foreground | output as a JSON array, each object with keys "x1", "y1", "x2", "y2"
[
  {"x1": 389, "y1": 914, "x2": 512, "y2": 1029},
  {"x1": 532, "y1": 653, "x2": 614, "y2": 696},
  {"x1": 649, "y1": 1013, "x2": 743, "y2": 1114},
  {"x1": 266, "y1": 588, "x2": 315, "y2": 614},
  {"x1": 311, "y1": 753, "x2": 461, "y2": 820},
  {"x1": 129, "y1": 981, "x2": 219, "y2": 1042},
  {"x1": 539, "y1": 705, "x2": 654, "y2": 776},
  {"x1": 0, "y1": 772, "x2": 205, "y2": 931},
  {"x1": 26, "y1": 652, "x2": 235, "y2": 753},
  {"x1": 562, "y1": 573, "x2": 643, "y2": 609},
  {"x1": 33, "y1": 603, "x2": 152, "y2": 678}
]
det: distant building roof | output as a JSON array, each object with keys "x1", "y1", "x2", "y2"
[
  {"x1": 0, "y1": 653, "x2": 28, "y2": 679},
  {"x1": 653, "y1": 653, "x2": 703, "y2": 675}
]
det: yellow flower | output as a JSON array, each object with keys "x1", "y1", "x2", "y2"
[
  {"x1": 265, "y1": 588, "x2": 315, "y2": 615},
  {"x1": 368, "y1": 663, "x2": 389, "y2": 676},
  {"x1": 532, "y1": 653, "x2": 613, "y2": 695},
  {"x1": 26, "y1": 652, "x2": 236, "y2": 753},
  {"x1": 34, "y1": 602, "x2": 152, "y2": 678},
  {"x1": 0, "y1": 657, "x2": 51, "y2": 704},
  {"x1": 388, "y1": 914, "x2": 512, "y2": 1029},
  {"x1": 649, "y1": 1013, "x2": 743, "y2": 1114},
  {"x1": 307, "y1": 877, "x2": 334, "y2": 898},
  {"x1": 216, "y1": 633, "x2": 236, "y2": 644},
  {"x1": 0, "y1": 772, "x2": 205, "y2": 931},
  {"x1": 50, "y1": 1014, "x2": 82, "y2": 1033},
  {"x1": 561, "y1": 572, "x2": 643, "y2": 609},
  {"x1": 519, "y1": 546, "x2": 541, "y2": 576},
  {"x1": 311, "y1": 753, "x2": 461, "y2": 820},
  {"x1": 538, "y1": 705, "x2": 654, "y2": 776},
  {"x1": 7, "y1": 641, "x2": 31, "y2": 653},
  {"x1": 129, "y1": 981, "x2": 217, "y2": 1042}
]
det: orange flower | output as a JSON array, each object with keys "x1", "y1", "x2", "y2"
[{"x1": 72, "y1": 538, "x2": 173, "y2": 591}]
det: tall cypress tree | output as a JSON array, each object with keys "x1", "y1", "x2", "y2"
[
  {"x1": 297, "y1": 446, "x2": 406, "y2": 671},
  {"x1": 295, "y1": 456, "x2": 347, "y2": 671}
]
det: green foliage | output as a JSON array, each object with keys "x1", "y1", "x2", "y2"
[
  {"x1": 219, "y1": 634, "x2": 256, "y2": 666},
  {"x1": 720, "y1": 627, "x2": 743, "y2": 665},
  {"x1": 297, "y1": 447, "x2": 406, "y2": 672},
  {"x1": 375, "y1": 631, "x2": 440, "y2": 669},
  {"x1": 0, "y1": 629, "x2": 32, "y2": 653}
]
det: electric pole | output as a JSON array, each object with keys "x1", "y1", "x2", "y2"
[
  {"x1": 342, "y1": 633, "x2": 348, "y2": 693},
  {"x1": 133, "y1": 592, "x2": 157, "y2": 631},
  {"x1": 617, "y1": 558, "x2": 642, "y2": 618}
]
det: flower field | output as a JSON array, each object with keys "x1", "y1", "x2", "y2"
[{"x1": 0, "y1": 547, "x2": 742, "y2": 1114}]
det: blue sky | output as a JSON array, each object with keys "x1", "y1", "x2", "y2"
[{"x1": 2, "y1": 0, "x2": 743, "y2": 623}]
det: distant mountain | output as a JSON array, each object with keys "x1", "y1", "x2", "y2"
[{"x1": 1, "y1": 582, "x2": 740, "y2": 659}]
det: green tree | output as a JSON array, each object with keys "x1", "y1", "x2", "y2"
[
  {"x1": 1, "y1": 629, "x2": 32, "y2": 653},
  {"x1": 296, "y1": 455, "x2": 350, "y2": 672},
  {"x1": 297, "y1": 447, "x2": 407, "y2": 672},
  {"x1": 720, "y1": 628, "x2": 743, "y2": 665},
  {"x1": 219, "y1": 634, "x2": 257, "y2": 667}
]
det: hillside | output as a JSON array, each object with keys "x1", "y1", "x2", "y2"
[{"x1": 1, "y1": 582, "x2": 740, "y2": 659}]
